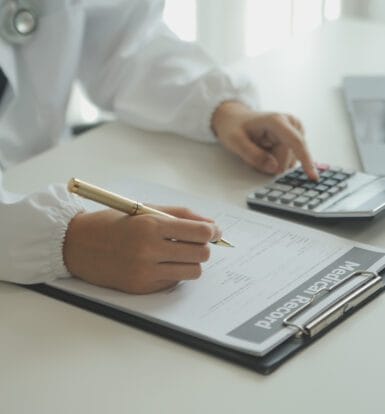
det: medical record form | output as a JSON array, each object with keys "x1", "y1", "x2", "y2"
[{"x1": 49, "y1": 179, "x2": 385, "y2": 357}]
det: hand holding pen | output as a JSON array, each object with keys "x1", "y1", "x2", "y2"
[{"x1": 63, "y1": 178, "x2": 232, "y2": 294}]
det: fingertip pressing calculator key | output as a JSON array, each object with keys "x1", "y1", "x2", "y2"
[{"x1": 247, "y1": 163, "x2": 385, "y2": 219}]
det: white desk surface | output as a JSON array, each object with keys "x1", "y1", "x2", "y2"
[{"x1": 2, "y1": 19, "x2": 385, "y2": 414}]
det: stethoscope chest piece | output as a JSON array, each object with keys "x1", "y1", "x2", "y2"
[{"x1": 0, "y1": 1, "x2": 38, "y2": 45}]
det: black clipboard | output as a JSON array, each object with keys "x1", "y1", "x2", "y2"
[{"x1": 26, "y1": 270, "x2": 384, "y2": 375}]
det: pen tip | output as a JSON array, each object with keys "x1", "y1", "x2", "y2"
[{"x1": 215, "y1": 239, "x2": 235, "y2": 248}]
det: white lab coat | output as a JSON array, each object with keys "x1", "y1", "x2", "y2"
[{"x1": 0, "y1": 0, "x2": 257, "y2": 284}]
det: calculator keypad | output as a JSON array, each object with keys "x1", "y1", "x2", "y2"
[{"x1": 254, "y1": 164, "x2": 355, "y2": 210}]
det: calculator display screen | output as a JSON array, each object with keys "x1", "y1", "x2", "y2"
[{"x1": 325, "y1": 178, "x2": 385, "y2": 213}]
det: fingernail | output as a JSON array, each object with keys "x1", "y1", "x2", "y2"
[
  {"x1": 264, "y1": 159, "x2": 278, "y2": 174},
  {"x1": 311, "y1": 165, "x2": 320, "y2": 181},
  {"x1": 212, "y1": 224, "x2": 222, "y2": 242}
]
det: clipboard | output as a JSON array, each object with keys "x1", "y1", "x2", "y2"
[{"x1": 25, "y1": 269, "x2": 384, "y2": 375}]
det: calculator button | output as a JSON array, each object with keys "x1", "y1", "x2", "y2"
[
  {"x1": 266, "y1": 183, "x2": 293, "y2": 192},
  {"x1": 303, "y1": 190, "x2": 320, "y2": 198},
  {"x1": 318, "y1": 193, "x2": 330, "y2": 201},
  {"x1": 298, "y1": 173, "x2": 308, "y2": 181},
  {"x1": 286, "y1": 179, "x2": 302, "y2": 187},
  {"x1": 314, "y1": 184, "x2": 329, "y2": 192},
  {"x1": 275, "y1": 177, "x2": 292, "y2": 185},
  {"x1": 280, "y1": 193, "x2": 297, "y2": 204},
  {"x1": 328, "y1": 187, "x2": 340, "y2": 196},
  {"x1": 302, "y1": 182, "x2": 317, "y2": 190},
  {"x1": 323, "y1": 179, "x2": 338, "y2": 187},
  {"x1": 291, "y1": 187, "x2": 306, "y2": 195},
  {"x1": 254, "y1": 188, "x2": 270, "y2": 198},
  {"x1": 332, "y1": 173, "x2": 348, "y2": 181},
  {"x1": 315, "y1": 162, "x2": 330, "y2": 171},
  {"x1": 320, "y1": 170, "x2": 334, "y2": 178},
  {"x1": 337, "y1": 182, "x2": 348, "y2": 190},
  {"x1": 267, "y1": 190, "x2": 284, "y2": 201},
  {"x1": 286, "y1": 171, "x2": 301, "y2": 179},
  {"x1": 293, "y1": 196, "x2": 310, "y2": 207},
  {"x1": 308, "y1": 199, "x2": 321, "y2": 209},
  {"x1": 342, "y1": 168, "x2": 355, "y2": 176}
]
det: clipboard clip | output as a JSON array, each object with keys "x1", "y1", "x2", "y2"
[{"x1": 283, "y1": 270, "x2": 384, "y2": 338}]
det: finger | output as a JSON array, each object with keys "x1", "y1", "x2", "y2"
[
  {"x1": 258, "y1": 135, "x2": 274, "y2": 149},
  {"x1": 288, "y1": 152, "x2": 297, "y2": 169},
  {"x1": 271, "y1": 145, "x2": 293, "y2": 174},
  {"x1": 159, "y1": 240, "x2": 211, "y2": 264},
  {"x1": 245, "y1": 126, "x2": 289, "y2": 173},
  {"x1": 287, "y1": 114, "x2": 305, "y2": 135},
  {"x1": 159, "y1": 206, "x2": 214, "y2": 223},
  {"x1": 158, "y1": 262, "x2": 202, "y2": 281},
  {"x1": 265, "y1": 116, "x2": 318, "y2": 180},
  {"x1": 120, "y1": 263, "x2": 202, "y2": 294},
  {"x1": 160, "y1": 217, "x2": 222, "y2": 243},
  {"x1": 282, "y1": 149, "x2": 296, "y2": 172},
  {"x1": 233, "y1": 131, "x2": 279, "y2": 174},
  {"x1": 126, "y1": 280, "x2": 178, "y2": 295}
]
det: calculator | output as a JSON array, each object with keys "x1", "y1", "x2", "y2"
[{"x1": 247, "y1": 163, "x2": 385, "y2": 219}]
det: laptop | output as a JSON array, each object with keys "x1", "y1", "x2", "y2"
[{"x1": 343, "y1": 76, "x2": 385, "y2": 176}]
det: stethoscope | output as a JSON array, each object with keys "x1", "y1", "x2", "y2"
[{"x1": 0, "y1": 0, "x2": 38, "y2": 45}]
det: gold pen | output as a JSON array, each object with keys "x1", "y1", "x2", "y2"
[{"x1": 68, "y1": 178, "x2": 234, "y2": 248}]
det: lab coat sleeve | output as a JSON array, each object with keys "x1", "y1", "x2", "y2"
[
  {"x1": 78, "y1": 0, "x2": 259, "y2": 142},
  {"x1": 0, "y1": 172, "x2": 84, "y2": 284}
]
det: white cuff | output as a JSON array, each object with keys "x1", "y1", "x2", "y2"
[
  {"x1": 196, "y1": 69, "x2": 260, "y2": 143},
  {"x1": 48, "y1": 202, "x2": 85, "y2": 280},
  {"x1": 1, "y1": 184, "x2": 85, "y2": 284}
]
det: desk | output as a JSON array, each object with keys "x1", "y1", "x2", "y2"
[{"x1": 2, "y1": 19, "x2": 385, "y2": 414}]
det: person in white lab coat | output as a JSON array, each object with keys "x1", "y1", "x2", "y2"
[{"x1": 0, "y1": 0, "x2": 318, "y2": 294}]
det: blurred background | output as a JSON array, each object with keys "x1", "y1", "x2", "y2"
[{"x1": 69, "y1": 0, "x2": 385, "y2": 129}]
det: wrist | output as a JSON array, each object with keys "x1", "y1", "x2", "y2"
[
  {"x1": 63, "y1": 212, "x2": 86, "y2": 277},
  {"x1": 211, "y1": 100, "x2": 254, "y2": 138}
]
